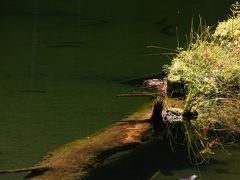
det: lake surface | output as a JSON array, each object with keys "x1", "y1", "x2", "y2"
[{"x1": 0, "y1": 0, "x2": 238, "y2": 179}]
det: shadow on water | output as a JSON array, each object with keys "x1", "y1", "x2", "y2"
[
  {"x1": 112, "y1": 72, "x2": 166, "y2": 88},
  {"x1": 37, "y1": 40, "x2": 86, "y2": 48},
  {"x1": 86, "y1": 140, "x2": 225, "y2": 180},
  {"x1": 19, "y1": 90, "x2": 47, "y2": 94},
  {"x1": 0, "y1": 4, "x2": 109, "y2": 27},
  {"x1": 155, "y1": 17, "x2": 177, "y2": 36}
]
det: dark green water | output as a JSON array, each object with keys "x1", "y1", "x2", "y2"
[{"x1": 0, "y1": 0, "x2": 238, "y2": 179}]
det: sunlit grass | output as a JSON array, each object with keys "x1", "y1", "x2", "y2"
[{"x1": 163, "y1": 1, "x2": 240, "y2": 161}]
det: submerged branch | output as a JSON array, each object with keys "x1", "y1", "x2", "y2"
[
  {"x1": 0, "y1": 166, "x2": 49, "y2": 174},
  {"x1": 117, "y1": 92, "x2": 161, "y2": 97}
]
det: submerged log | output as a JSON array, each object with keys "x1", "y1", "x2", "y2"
[{"x1": 22, "y1": 100, "x2": 163, "y2": 180}]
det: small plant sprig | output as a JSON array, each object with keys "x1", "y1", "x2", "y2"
[{"x1": 231, "y1": 1, "x2": 240, "y2": 17}]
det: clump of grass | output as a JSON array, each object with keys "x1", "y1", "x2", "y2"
[{"x1": 164, "y1": 1, "x2": 240, "y2": 160}]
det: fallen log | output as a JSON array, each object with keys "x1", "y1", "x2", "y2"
[{"x1": 22, "y1": 100, "x2": 161, "y2": 180}]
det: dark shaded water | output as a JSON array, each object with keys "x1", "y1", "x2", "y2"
[
  {"x1": 88, "y1": 141, "x2": 240, "y2": 180},
  {"x1": 0, "y1": 0, "x2": 238, "y2": 179}
]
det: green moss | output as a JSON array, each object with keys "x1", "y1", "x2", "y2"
[{"x1": 167, "y1": 107, "x2": 184, "y2": 114}]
